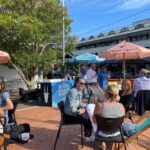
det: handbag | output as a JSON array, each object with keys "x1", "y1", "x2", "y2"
[{"x1": 9, "y1": 123, "x2": 33, "y2": 143}]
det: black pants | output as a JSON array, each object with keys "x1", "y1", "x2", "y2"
[{"x1": 64, "y1": 112, "x2": 92, "y2": 137}]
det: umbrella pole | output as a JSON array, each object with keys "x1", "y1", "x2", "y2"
[{"x1": 123, "y1": 53, "x2": 126, "y2": 79}]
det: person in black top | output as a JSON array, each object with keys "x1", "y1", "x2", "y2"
[{"x1": 119, "y1": 79, "x2": 134, "y2": 112}]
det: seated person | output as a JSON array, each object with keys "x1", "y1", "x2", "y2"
[
  {"x1": 119, "y1": 79, "x2": 134, "y2": 112},
  {"x1": 133, "y1": 68, "x2": 150, "y2": 97},
  {"x1": 64, "y1": 77, "x2": 94, "y2": 141},
  {"x1": 0, "y1": 79, "x2": 14, "y2": 124},
  {"x1": 86, "y1": 84, "x2": 125, "y2": 149}
]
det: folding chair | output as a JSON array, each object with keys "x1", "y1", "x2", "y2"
[
  {"x1": 0, "y1": 116, "x2": 9, "y2": 150},
  {"x1": 120, "y1": 117, "x2": 150, "y2": 149},
  {"x1": 135, "y1": 90, "x2": 150, "y2": 116},
  {"x1": 94, "y1": 115, "x2": 126, "y2": 150},
  {"x1": 0, "y1": 117, "x2": 16, "y2": 150},
  {"x1": 54, "y1": 101, "x2": 83, "y2": 150},
  {"x1": 8, "y1": 102, "x2": 18, "y2": 125},
  {"x1": 0, "y1": 101, "x2": 18, "y2": 150},
  {"x1": 88, "y1": 85, "x2": 105, "y2": 103},
  {"x1": 0, "y1": 106, "x2": 33, "y2": 150}
]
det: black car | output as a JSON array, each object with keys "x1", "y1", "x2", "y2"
[
  {"x1": 108, "y1": 30, "x2": 116, "y2": 35},
  {"x1": 134, "y1": 24, "x2": 144, "y2": 29}
]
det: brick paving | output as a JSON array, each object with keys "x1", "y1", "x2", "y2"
[{"x1": 7, "y1": 105, "x2": 150, "y2": 150}]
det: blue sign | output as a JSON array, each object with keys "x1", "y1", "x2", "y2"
[{"x1": 51, "y1": 80, "x2": 74, "y2": 108}]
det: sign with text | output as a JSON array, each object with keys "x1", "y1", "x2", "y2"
[{"x1": 51, "y1": 80, "x2": 74, "y2": 108}]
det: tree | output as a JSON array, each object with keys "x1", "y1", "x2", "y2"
[{"x1": 0, "y1": 0, "x2": 77, "y2": 88}]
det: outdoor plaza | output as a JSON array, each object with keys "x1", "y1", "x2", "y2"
[
  {"x1": 7, "y1": 104, "x2": 150, "y2": 150},
  {"x1": 1, "y1": 1, "x2": 150, "y2": 150},
  {"x1": 1, "y1": 40, "x2": 150, "y2": 150}
]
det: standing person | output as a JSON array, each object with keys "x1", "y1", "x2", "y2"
[
  {"x1": 119, "y1": 79, "x2": 134, "y2": 112},
  {"x1": 52, "y1": 64, "x2": 61, "y2": 78},
  {"x1": 133, "y1": 68, "x2": 150, "y2": 97},
  {"x1": 97, "y1": 65, "x2": 110, "y2": 90},
  {"x1": 47, "y1": 64, "x2": 54, "y2": 79},
  {"x1": 0, "y1": 79, "x2": 14, "y2": 124},
  {"x1": 79, "y1": 65, "x2": 88, "y2": 80},
  {"x1": 64, "y1": 77, "x2": 94, "y2": 141},
  {"x1": 86, "y1": 64, "x2": 97, "y2": 85}
]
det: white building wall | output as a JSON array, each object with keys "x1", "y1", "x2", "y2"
[
  {"x1": 73, "y1": 39, "x2": 150, "y2": 56},
  {"x1": 0, "y1": 65, "x2": 27, "y2": 90}
]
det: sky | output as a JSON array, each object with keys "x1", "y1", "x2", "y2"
[{"x1": 65, "y1": 0, "x2": 150, "y2": 39}]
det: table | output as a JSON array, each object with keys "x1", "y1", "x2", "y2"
[{"x1": 37, "y1": 79, "x2": 74, "y2": 107}]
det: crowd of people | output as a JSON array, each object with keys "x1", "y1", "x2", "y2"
[
  {"x1": 63, "y1": 64, "x2": 150, "y2": 150},
  {"x1": 79, "y1": 64, "x2": 110, "y2": 89},
  {"x1": 1, "y1": 62, "x2": 150, "y2": 149}
]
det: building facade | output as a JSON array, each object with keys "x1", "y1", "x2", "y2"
[{"x1": 74, "y1": 18, "x2": 150, "y2": 56}]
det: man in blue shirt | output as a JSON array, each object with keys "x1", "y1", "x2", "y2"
[{"x1": 97, "y1": 65, "x2": 110, "y2": 90}]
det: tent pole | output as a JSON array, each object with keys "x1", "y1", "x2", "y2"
[{"x1": 123, "y1": 53, "x2": 126, "y2": 79}]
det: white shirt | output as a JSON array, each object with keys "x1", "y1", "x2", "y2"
[
  {"x1": 86, "y1": 68, "x2": 97, "y2": 83},
  {"x1": 133, "y1": 76, "x2": 150, "y2": 97}
]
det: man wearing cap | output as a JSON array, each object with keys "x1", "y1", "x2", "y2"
[{"x1": 133, "y1": 68, "x2": 150, "y2": 97}]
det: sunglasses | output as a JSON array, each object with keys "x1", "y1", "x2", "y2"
[{"x1": 80, "y1": 82, "x2": 85, "y2": 85}]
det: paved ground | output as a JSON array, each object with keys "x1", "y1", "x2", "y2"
[{"x1": 6, "y1": 104, "x2": 150, "y2": 150}]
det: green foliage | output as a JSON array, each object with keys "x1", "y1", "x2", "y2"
[
  {"x1": 11, "y1": 49, "x2": 57, "y2": 80},
  {"x1": 0, "y1": 0, "x2": 76, "y2": 85}
]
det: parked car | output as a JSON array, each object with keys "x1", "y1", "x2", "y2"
[
  {"x1": 120, "y1": 27, "x2": 129, "y2": 32},
  {"x1": 88, "y1": 36, "x2": 94, "y2": 40},
  {"x1": 108, "y1": 30, "x2": 116, "y2": 35},
  {"x1": 98, "y1": 33, "x2": 104, "y2": 38},
  {"x1": 80, "y1": 37, "x2": 86, "y2": 41},
  {"x1": 134, "y1": 24, "x2": 144, "y2": 29}
]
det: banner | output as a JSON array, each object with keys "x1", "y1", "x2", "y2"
[{"x1": 51, "y1": 80, "x2": 74, "y2": 108}]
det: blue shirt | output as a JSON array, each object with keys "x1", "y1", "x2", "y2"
[
  {"x1": 0, "y1": 91, "x2": 10, "y2": 124},
  {"x1": 64, "y1": 87, "x2": 86, "y2": 115},
  {"x1": 97, "y1": 72, "x2": 109, "y2": 90}
]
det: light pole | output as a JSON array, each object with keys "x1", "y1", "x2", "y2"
[
  {"x1": 56, "y1": 0, "x2": 65, "y2": 64},
  {"x1": 62, "y1": 0, "x2": 65, "y2": 65}
]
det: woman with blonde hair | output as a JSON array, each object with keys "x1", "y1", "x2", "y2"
[
  {"x1": 119, "y1": 79, "x2": 134, "y2": 112},
  {"x1": 86, "y1": 84, "x2": 125, "y2": 149},
  {"x1": 94, "y1": 84, "x2": 125, "y2": 119},
  {"x1": 0, "y1": 79, "x2": 13, "y2": 124}
]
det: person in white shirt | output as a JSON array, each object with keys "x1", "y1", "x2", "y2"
[
  {"x1": 86, "y1": 64, "x2": 97, "y2": 85},
  {"x1": 133, "y1": 69, "x2": 150, "y2": 97}
]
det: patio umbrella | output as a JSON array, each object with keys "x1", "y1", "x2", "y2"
[
  {"x1": 70, "y1": 52, "x2": 105, "y2": 63},
  {"x1": 99, "y1": 41, "x2": 150, "y2": 78},
  {"x1": 0, "y1": 50, "x2": 10, "y2": 64}
]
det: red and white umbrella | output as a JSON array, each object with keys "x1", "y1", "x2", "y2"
[
  {"x1": 0, "y1": 50, "x2": 10, "y2": 64},
  {"x1": 99, "y1": 41, "x2": 150, "y2": 78}
]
